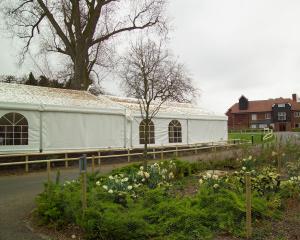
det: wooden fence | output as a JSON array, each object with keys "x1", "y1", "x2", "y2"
[{"x1": 0, "y1": 139, "x2": 249, "y2": 173}]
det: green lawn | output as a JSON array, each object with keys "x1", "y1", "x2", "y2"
[{"x1": 229, "y1": 132, "x2": 266, "y2": 143}]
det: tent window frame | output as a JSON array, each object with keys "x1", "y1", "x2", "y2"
[
  {"x1": 0, "y1": 112, "x2": 29, "y2": 146},
  {"x1": 169, "y1": 120, "x2": 182, "y2": 143},
  {"x1": 139, "y1": 120, "x2": 155, "y2": 144}
]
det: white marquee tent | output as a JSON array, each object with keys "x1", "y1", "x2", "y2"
[{"x1": 0, "y1": 83, "x2": 227, "y2": 153}]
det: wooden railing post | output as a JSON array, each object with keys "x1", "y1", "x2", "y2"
[
  {"x1": 98, "y1": 152, "x2": 101, "y2": 166},
  {"x1": 25, "y1": 156, "x2": 29, "y2": 173},
  {"x1": 245, "y1": 173, "x2": 252, "y2": 238},
  {"x1": 161, "y1": 149, "x2": 164, "y2": 160},
  {"x1": 47, "y1": 160, "x2": 51, "y2": 183},
  {"x1": 92, "y1": 155, "x2": 95, "y2": 174},
  {"x1": 153, "y1": 148, "x2": 156, "y2": 159},
  {"x1": 175, "y1": 146, "x2": 178, "y2": 157},
  {"x1": 65, "y1": 153, "x2": 68, "y2": 168},
  {"x1": 128, "y1": 149, "x2": 131, "y2": 162}
]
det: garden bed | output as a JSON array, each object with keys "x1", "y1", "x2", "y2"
[{"x1": 33, "y1": 143, "x2": 300, "y2": 240}]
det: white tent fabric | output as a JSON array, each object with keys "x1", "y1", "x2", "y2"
[{"x1": 0, "y1": 83, "x2": 228, "y2": 153}]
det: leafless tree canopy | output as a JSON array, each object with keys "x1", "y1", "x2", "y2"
[
  {"x1": 120, "y1": 39, "x2": 196, "y2": 163},
  {"x1": 2, "y1": 0, "x2": 167, "y2": 90},
  {"x1": 121, "y1": 39, "x2": 196, "y2": 121}
]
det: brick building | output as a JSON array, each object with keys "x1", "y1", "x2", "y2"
[{"x1": 226, "y1": 94, "x2": 300, "y2": 131}]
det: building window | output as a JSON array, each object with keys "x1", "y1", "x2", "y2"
[
  {"x1": 169, "y1": 120, "x2": 182, "y2": 143},
  {"x1": 294, "y1": 112, "x2": 300, "y2": 118},
  {"x1": 265, "y1": 113, "x2": 271, "y2": 119},
  {"x1": 259, "y1": 124, "x2": 268, "y2": 129},
  {"x1": 251, "y1": 124, "x2": 257, "y2": 129},
  {"x1": 296, "y1": 123, "x2": 300, "y2": 128},
  {"x1": 278, "y1": 112, "x2": 287, "y2": 121},
  {"x1": 139, "y1": 120, "x2": 155, "y2": 144},
  {"x1": 251, "y1": 114, "x2": 257, "y2": 121},
  {"x1": 278, "y1": 103, "x2": 286, "y2": 108},
  {"x1": 0, "y1": 112, "x2": 28, "y2": 146}
]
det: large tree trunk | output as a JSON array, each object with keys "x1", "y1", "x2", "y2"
[{"x1": 71, "y1": 47, "x2": 91, "y2": 90}]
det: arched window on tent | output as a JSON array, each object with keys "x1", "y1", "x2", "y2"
[
  {"x1": 139, "y1": 120, "x2": 155, "y2": 144},
  {"x1": 0, "y1": 113, "x2": 28, "y2": 146},
  {"x1": 169, "y1": 120, "x2": 182, "y2": 143}
]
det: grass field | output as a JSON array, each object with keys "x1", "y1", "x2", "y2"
[{"x1": 228, "y1": 132, "x2": 266, "y2": 143}]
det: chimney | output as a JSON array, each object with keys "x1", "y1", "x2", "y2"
[{"x1": 292, "y1": 93, "x2": 297, "y2": 102}]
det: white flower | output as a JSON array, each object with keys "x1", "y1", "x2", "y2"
[
  {"x1": 242, "y1": 167, "x2": 246, "y2": 171},
  {"x1": 123, "y1": 177, "x2": 129, "y2": 182},
  {"x1": 144, "y1": 172, "x2": 150, "y2": 179},
  {"x1": 272, "y1": 151, "x2": 277, "y2": 157},
  {"x1": 140, "y1": 166, "x2": 144, "y2": 171},
  {"x1": 108, "y1": 189, "x2": 113, "y2": 194},
  {"x1": 169, "y1": 172, "x2": 174, "y2": 179},
  {"x1": 199, "y1": 179, "x2": 203, "y2": 184},
  {"x1": 71, "y1": 234, "x2": 76, "y2": 239},
  {"x1": 142, "y1": 178, "x2": 145, "y2": 182},
  {"x1": 134, "y1": 183, "x2": 141, "y2": 188},
  {"x1": 248, "y1": 156, "x2": 252, "y2": 160},
  {"x1": 137, "y1": 171, "x2": 144, "y2": 176},
  {"x1": 282, "y1": 153, "x2": 286, "y2": 157},
  {"x1": 212, "y1": 175, "x2": 218, "y2": 180},
  {"x1": 103, "y1": 185, "x2": 108, "y2": 190},
  {"x1": 213, "y1": 184, "x2": 219, "y2": 189},
  {"x1": 206, "y1": 173, "x2": 212, "y2": 178},
  {"x1": 96, "y1": 181, "x2": 101, "y2": 186},
  {"x1": 127, "y1": 185, "x2": 133, "y2": 190},
  {"x1": 109, "y1": 175, "x2": 114, "y2": 180}
]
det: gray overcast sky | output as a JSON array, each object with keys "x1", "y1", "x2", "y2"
[{"x1": 1, "y1": 0, "x2": 300, "y2": 114}]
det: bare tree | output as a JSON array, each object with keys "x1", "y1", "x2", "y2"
[
  {"x1": 120, "y1": 39, "x2": 196, "y2": 166},
  {"x1": 2, "y1": 0, "x2": 167, "y2": 90}
]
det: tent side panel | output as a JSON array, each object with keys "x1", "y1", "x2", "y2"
[
  {"x1": 188, "y1": 119, "x2": 228, "y2": 144},
  {"x1": 42, "y1": 112, "x2": 125, "y2": 151},
  {"x1": 131, "y1": 117, "x2": 188, "y2": 147},
  {"x1": 0, "y1": 109, "x2": 40, "y2": 152}
]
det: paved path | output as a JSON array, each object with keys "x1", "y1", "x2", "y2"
[
  {"x1": 275, "y1": 131, "x2": 300, "y2": 143},
  {"x1": 0, "y1": 163, "x2": 129, "y2": 240},
  {"x1": 0, "y1": 149, "x2": 240, "y2": 240}
]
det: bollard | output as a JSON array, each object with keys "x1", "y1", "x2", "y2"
[
  {"x1": 79, "y1": 155, "x2": 87, "y2": 213},
  {"x1": 245, "y1": 173, "x2": 252, "y2": 238},
  {"x1": 251, "y1": 135, "x2": 254, "y2": 145}
]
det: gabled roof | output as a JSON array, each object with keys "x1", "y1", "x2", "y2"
[{"x1": 228, "y1": 97, "x2": 300, "y2": 114}]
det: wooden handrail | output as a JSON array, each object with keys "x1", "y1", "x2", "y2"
[{"x1": 0, "y1": 140, "x2": 249, "y2": 170}]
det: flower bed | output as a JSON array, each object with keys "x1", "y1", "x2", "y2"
[{"x1": 35, "y1": 150, "x2": 300, "y2": 239}]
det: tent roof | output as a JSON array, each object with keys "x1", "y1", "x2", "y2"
[
  {"x1": 0, "y1": 83, "x2": 123, "y2": 112},
  {"x1": 0, "y1": 83, "x2": 227, "y2": 120},
  {"x1": 105, "y1": 95, "x2": 227, "y2": 120}
]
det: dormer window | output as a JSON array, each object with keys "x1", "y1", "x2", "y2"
[{"x1": 278, "y1": 103, "x2": 285, "y2": 108}]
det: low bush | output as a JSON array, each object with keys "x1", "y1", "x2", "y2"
[{"x1": 35, "y1": 157, "x2": 300, "y2": 240}]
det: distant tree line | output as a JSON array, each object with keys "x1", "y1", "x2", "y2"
[{"x1": 0, "y1": 72, "x2": 70, "y2": 89}]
